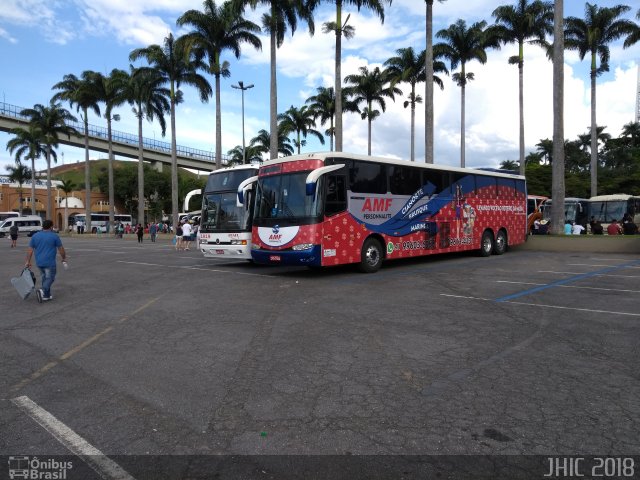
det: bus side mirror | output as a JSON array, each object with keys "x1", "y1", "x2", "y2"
[
  {"x1": 237, "y1": 175, "x2": 259, "y2": 207},
  {"x1": 305, "y1": 164, "x2": 345, "y2": 196}
]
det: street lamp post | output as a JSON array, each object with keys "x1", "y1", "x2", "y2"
[{"x1": 231, "y1": 81, "x2": 254, "y2": 164}]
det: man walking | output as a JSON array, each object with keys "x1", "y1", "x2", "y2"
[{"x1": 25, "y1": 219, "x2": 67, "y2": 303}]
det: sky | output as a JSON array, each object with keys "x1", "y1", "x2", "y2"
[{"x1": 0, "y1": 0, "x2": 638, "y2": 175}]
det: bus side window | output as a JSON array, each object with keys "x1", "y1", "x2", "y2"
[{"x1": 325, "y1": 175, "x2": 347, "y2": 216}]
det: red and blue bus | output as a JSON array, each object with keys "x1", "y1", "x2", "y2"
[{"x1": 247, "y1": 152, "x2": 527, "y2": 272}]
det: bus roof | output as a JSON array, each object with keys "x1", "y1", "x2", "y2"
[
  {"x1": 259, "y1": 152, "x2": 526, "y2": 180},
  {"x1": 209, "y1": 163, "x2": 260, "y2": 175},
  {"x1": 588, "y1": 194, "x2": 639, "y2": 201}
]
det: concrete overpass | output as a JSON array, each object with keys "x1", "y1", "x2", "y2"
[{"x1": 0, "y1": 101, "x2": 231, "y2": 172}]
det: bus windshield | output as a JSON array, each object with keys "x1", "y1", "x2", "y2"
[
  {"x1": 254, "y1": 172, "x2": 323, "y2": 225},
  {"x1": 201, "y1": 192, "x2": 251, "y2": 232},
  {"x1": 204, "y1": 169, "x2": 256, "y2": 192},
  {"x1": 590, "y1": 200, "x2": 626, "y2": 223}
]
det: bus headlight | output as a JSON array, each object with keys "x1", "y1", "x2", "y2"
[
  {"x1": 230, "y1": 240, "x2": 247, "y2": 245},
  {"x1": 292, "y1": 243, "x2": 314, "y2": 251}
]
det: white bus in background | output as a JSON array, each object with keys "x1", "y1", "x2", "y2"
[
  {"x1": 71, "y1": 213, "x2": 133, "y2": 233},
  {"x1": 0, "y1": 211, "x2": 20, "y2": 222},
  {"x1": 588, "y1": 194, "x2": 640, "y2": 230},
  {"x1": 199, "y1": 164, "x2": 259, "y2": 259}
]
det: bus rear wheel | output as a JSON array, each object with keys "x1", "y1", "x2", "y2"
[
  {"x1": 494, "y1": 230, "x2": 507, "y2": 255},
  {"x1": 359, "y1": 238, "x2": 383, "y2": 273},
  {"x1": 480, "y1": 230, "x2": 494, "y2": 257}
]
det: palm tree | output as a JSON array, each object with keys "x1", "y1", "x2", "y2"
[
  {"x1": 536, "y1": 138, "x2": 554, "y2": 164},
  {"x1": 310, "y1": 0, "x2": 391, "y2": 153},
  {"x1": 623, "y1": 9, "x2": 640, "y2": 48},
  {"x1": 5, "y1": 162, "x2": 32, "y2": 215},
  {"x1": 278, "y1": 105, "x2": 325, "y2": 154},
  {"x1": 385, "y1": 47, "x2": 447, "y2": 161},
  {"x1": 620, "y1": 121, "x2": 640, "y2": 147},
  {"x1": 20, "y1": 100, "x2": 78, "y2": 219},
  {"x1": 239, "y1": 0, "x2": 314, "y2": 160},
  {"x1": 6, "y1": 125, "x2": 47, "y2": 216},
  {"x1": 491, "y1": 0, "x2": 554, "y2": 175},
  {"x1": 130, "y1": 33, "x2": 212, "y2": 230},
  {"x1": 344, "y1": 65, "x2": 401, "y2": 155},
  {"x1": 125, "y1": 66, "x2": 170, "y2": 227},
  {"x1": 250, "y1": 127, "x2": 294, "y2": 157},
  {"x1": 60, "y1": 178, "x2": 76, "y2": 232},
  {"x1": 425, "y1": 0, "x2": 447, "y2": 164},
  {"x1": 435, "y1": 19, "x2": 498, "y2": 168},
  {"x1": 305, "y1": 86, "x2": 358, "y2": 151},
  {"x1": 550, "y1": 0, "x2": 565, "y2": 235},
  {"x1": 52, "y1": 71, "x2": 102, "y2": 233},
  {"x1": 177, "y1": 0, "x2": 262, "y2": 169},
  {"x1": 228, "y1": 144, "x2": 263, "y2": 164},
  {"x1": 564, "y1": 2, "x2": 635, "y2": 197}
]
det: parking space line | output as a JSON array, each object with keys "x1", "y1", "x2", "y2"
[
  {"x1": 11, "y1": 396, "x2": 135, "y2": 480},
  {"x1": 539, "y1": 270, "x2": 639, "y2": 278},
  {"x1": 493, "y1": 260, "x2": 640, "y2": 302},
  {"x1": 440, "y1": 294, "x2": 640, "y2": 317},
  {"x1": 496, "y1": 280, "x2": 640, "y2": 294},
  {"x1": 568, "y1": 263, "x2": 640, "y2": 269},
  {"x1": 11, "y1": 298, "x2": 159, "y2": 393}
]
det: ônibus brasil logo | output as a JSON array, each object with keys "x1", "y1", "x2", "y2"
[{"x1": 8, "y1": 456, "x2": 73, "y2": 479}]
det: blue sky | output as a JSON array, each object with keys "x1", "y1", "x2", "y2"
[{"x1": 1, "y1": 0, "x2": 638, "y2": 174}]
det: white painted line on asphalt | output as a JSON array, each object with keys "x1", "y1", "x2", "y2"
[
  {"x1": 11, "y1": 396, "x2": 136, "y2": 480},
  {"x1": 538, "y1": 271, "x2": 639, "y2": 278},
  {"x1": 496, "y1": 280, "x2": 640, "y2": 294},
  {"x1": 440, "y1": 294, "x2": 640, "y2": 317}
]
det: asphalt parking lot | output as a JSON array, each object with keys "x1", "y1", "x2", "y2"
[{"x1": 1, "y1": 235, "x2": 639, "y2": 479}]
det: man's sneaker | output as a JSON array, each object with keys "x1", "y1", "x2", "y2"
[
  {"x1": 41, "y1": 296, "x2": 52, "y2": 302},
  {"x1": 36, "y1": 289, "x2": 43, "y2": 303}
]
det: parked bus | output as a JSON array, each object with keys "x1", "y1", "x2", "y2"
[
  {"x1": 199, "y1": 164, "x2": 259, "y2": 259},
  {"x1": 539, "y1": 197, "x2": 589, "y2": 229},
  {"x1": 71, "y1": 213, "x2": 133, "y2": 233},
  {"x1": 588, "y1": 194, "x2": 640, "y2": 230},
  {"x1": 246, "y1": 152, "x2": 527, "y2": 272},
  {"x1": 0, "y1": 211, "x2": 20, "y2": 222},
  {"x1": 527, "y1": 195, "x2": 547, "y2": 233}
]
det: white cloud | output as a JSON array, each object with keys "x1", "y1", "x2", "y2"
[{"x1": 0, "y1": 26, "x2": 17, "y2": 44}]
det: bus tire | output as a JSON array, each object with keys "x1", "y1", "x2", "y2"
[
  {"x1": 480, "y1": 230, "x2": 494, "y2": 257},
  {"x1": 359, "y1": 237, "x2": 383, "y2": 273},
  {"x1": 494, "y1": 230, "x2": 507, "y2": 255}
]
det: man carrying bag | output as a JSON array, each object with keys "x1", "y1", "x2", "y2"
[{"x1": 25, "y1": 219, "x2": 68, "y2": 303}]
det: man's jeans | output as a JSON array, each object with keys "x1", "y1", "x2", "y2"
[{"x1": 38, "y1": 265, "x2": 57, "y2": 298}]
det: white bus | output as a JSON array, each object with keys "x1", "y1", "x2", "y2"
[
  {"x1": 71, "y1": 213, "x2": 133, "y2": 233},
  {"x1": 588, "y1": 194, "x2": 640, "y2": 230},
  {"x1": 0, "y1": 211, "x2": 20, "y2": 222},
  {"x1": 199, "y1": 164, "x2": 259, "y2": 259}
]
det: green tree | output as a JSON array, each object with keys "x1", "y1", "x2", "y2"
[
  {"x1": 6, "y1": 125, "x2": 47, "y2": 215},
  {"x1": 564, "y1": 2, "x2": 635, "y2": 197},
  {"x1": 60, "y1": 178, "x2": 76, "y2": 232},
  {"x1": 177, "y1": 0, "x2": 262, "y2": 168},
  {"x1": 305, "y1": 86, "x2": 358, "y2": 151},
  {"x1": 52, "y1": 71, "x2": 102, "y2": 232},
  {"x1": 20, "y1": 100, "x2": 78, "y2": 218},
  {"x1": 435, "y1": 19, "x2": 499, "y2": 167},
  {"x1": 309, "y1": 0, "x2": 391, "y2": 153},
  {"x1": 5, "y1": 162, "x2": 32, "y2": 215},
  {"x1": 385, "y1": 46, "x2": 447, "y2": 161},
  {"x1": 425, "y1": 0, "x2": 447, "y2": 163},
  {"x1": 130, "y1": 33, "x2": 212, "y2": 229},
  {"x1": 344, "y1": 65, "x2": 401, "y2": 155},
  {"x1": 124, "y1": 66, "x2": 170, "y2": 226},
  {"x1": 490, "y1": 0, "x2": 553, "y2": 175},
  {"x1": 499, "y1": 159, "x2": 518, "y2": 170},
  {"x1": 227, "y1": 144, "x2": 263, "y2": 164},
  {"x1": 239, "y1": 0, "x2": 314, "y2": 160},
  {"x1": 623, "y1": 8, "x2": 640, "y2": 48},
  {"x1": 250, "y1": 127, "x2": 294, "y2": 157},
  {"x1": 278, "y1": 105, "x2": 325, "y2": 154}
]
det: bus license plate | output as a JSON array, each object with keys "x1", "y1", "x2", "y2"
[
  {"x1": 269, "y1": 255, "x2": 281, "y2": 262},
  {"x1": 216, "y1": 249, "x2": 224, "y2": 254}
]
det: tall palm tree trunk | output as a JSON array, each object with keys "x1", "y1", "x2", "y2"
[
  {"x1": 551, "y1": 0, "x2": 565, "y2": 235},
  {"x1": 46, "y1": 147, "x2": 53, "y2": 218},
  {"x1": 269, "y1": 22, "x2": 278, "y2": 160},
  {"x1": 107, "y1": 119, "x2": 115, "y2": 234},
  {"x1": 170, "y1": 92, "x2": 179, "y2": 230},
  {"x1": 30, "y1": 156, "x2": 37, "y2": 216},
  {"x1": 215, "y1": 70, "x2": 222, "y2": 169},
  {"x1": 425, "y1": 0, "x2": 434, "y2": 164},
  {"x1": 518, "y1": 46, "x2": 525, "y2": 176},
  {"x1": 590, "y1": 63, "x2": 597, "y2": 196},
  {"x1": 83, "y1": 110, "x2": 92, "y2": 233},
  {"x1": 137, "y1": 112, "x2": 145, "y2": 226},
  {"x1": 330, "y1": 117, "x2": 334, "y2": 152},
  {"x1": 335, "y1": 1, "x2": 343, "y2": 153},
  {"x1": 411, "y1": 84, "x2": 416, "y2": 162},
  {"x1": 460, "y1": 83, "x2": 466, "y2": 168}
]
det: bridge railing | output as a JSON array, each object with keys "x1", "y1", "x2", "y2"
[{"x1": 0, "y1": 101, "x2": 231, "y2": 164}]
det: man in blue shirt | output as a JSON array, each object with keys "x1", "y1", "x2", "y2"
[{"x1": 25, "y1": 220, "x2": 67, "y2": 302}]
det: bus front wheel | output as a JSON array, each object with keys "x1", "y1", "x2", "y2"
[
  {"x1": 359, "y1": 238, "x2": 383, "y2": 273},
  {"x1": 480, "y1": 230, "x2": 494, "y2": 257}
]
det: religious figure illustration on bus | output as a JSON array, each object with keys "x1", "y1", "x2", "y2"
[{"x1": 462, "y1": 203, "x2": 476, "y2": 236}]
